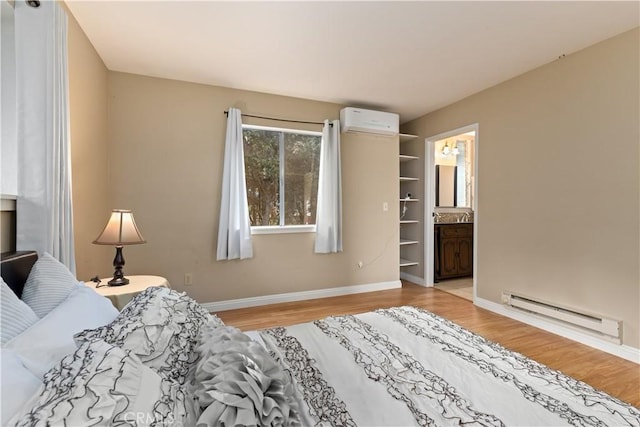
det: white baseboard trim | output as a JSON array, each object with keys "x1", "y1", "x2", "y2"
[
  {"x1": 474, "y1": 297, "x2": 640, "y2": 364},
  {"x1": 399, "y1": 272, "x2": 426, "y2": 286},
  {"x1": 203, "y1": 280, "x2": 402, "y2": 313}
]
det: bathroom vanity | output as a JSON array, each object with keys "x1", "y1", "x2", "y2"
[{"x1": 434, "y1": 222, "x2": 473, "y2": 282}]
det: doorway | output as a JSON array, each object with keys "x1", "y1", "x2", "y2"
[{"x1": 425, "y1": 124, "x2": 478, "y2": 301}]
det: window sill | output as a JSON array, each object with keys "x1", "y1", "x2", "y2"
[{"x1": 251, "y1": 225, "x2": 316, "y2": 235}]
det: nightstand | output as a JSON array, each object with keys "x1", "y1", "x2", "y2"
[{"x1": 87, "y1": 275, "x2": 170, "y2": 310}]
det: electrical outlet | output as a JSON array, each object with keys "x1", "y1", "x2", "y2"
[
  {"x1": 184, "y1": 273, "x2": 193, "y2": 286},
  {"x1": 382, "y1": 202, "x2": 389, "y2": 211}
]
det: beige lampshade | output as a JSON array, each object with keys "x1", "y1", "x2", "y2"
[{"x1": 93, "y1": 210, "x2": 146, "y2": 246}]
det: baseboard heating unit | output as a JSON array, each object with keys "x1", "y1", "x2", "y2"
[{"x1": 502, "y1": 292, "x2": 622, "y2": 343}]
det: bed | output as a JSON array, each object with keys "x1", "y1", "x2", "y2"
[{"x1": 2, "y1": 251, "x2": 639, "y2": 426}]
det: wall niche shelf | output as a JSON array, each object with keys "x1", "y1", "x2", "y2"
[
  {"x1": 400, "y1": 219, "x2": 419, "y2": 224},
  {"x1": 400, "y1": 239, "x2": 419, "y2": 246},
  {"x1": 399, "y1": 133, "x2": 420, "y2": 270},
  {"x1": 399, "y1": 133, "x2": 418, "y2": 143},
  {"x1": 400, "y1": 154, "x2": 419, "y2": 162},
  {"x1": 400, "y1": 258, "x2": 419, "y2": 267}
]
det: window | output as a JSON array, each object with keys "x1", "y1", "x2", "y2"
[{"x1": 243, "y1": 125, "x2": 321, "y2": 231}]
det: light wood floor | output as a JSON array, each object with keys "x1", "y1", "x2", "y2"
[
  {"x1": 435, "y1": 277, "x2": 473, "y2": 301},
  {"x1": 216, "y1": 281, "x2": 640, "y2": 407}
]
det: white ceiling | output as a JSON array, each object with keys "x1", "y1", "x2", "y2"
[{"x1": 66, "y1": 1, "x2": 639, "y2": 122}]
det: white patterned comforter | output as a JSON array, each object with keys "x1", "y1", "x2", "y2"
[
  {"x1": 259, "y1": 306, "x2": 640, "y2": 426},
  {"x1": 10, "y1": 288, "x2": 638, "y2": 427}
]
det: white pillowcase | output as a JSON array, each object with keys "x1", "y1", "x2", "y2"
[
  {"x1": 21, "y1": 252, "x2": 80, "y2": 318},
  {"x1": 0, "y1": 348, "x2": 43, "y2": 426},
  {"x1": 4, "y1": 284, "x2": 119, "y2": 379},
  {"x1": 0, "y1": 277, "x2": 39, "y2": 345}
]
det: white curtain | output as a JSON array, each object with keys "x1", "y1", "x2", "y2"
[
  {"x1": 216, "y1": 108, "x2": 253, "y2": 260},
  {"x1": 314, "y1": 120, "x2": 342, "y2": 253},
  {"x1": 15, "y1": 2, "x2": 75, "y2": 274}
]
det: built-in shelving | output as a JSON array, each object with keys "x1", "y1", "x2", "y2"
[{"x1": 399, "y1": 133, "x2": 420, "y2": 270}]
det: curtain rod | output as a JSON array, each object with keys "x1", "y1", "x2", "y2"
[{"x1": 223, "y1": 111, "x2": 332, "y2": 127}]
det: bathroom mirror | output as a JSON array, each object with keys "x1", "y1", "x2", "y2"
[
  {"x1": 434, "y1": 137, "x2": 473, "y2": 208},
  {"x1": 436, "y1": 165, "x2": 457, "y2": 207}
]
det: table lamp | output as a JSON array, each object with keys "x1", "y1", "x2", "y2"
[{"x1": 93, "y1": 209, "x2": 146, "y2": 286}]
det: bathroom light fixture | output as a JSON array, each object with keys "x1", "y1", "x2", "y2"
[
  {"x1": 441, "y1": 140, "x2": 461, "y2": 157},
  {"x1": 453, "y1": 141, "x2": 461, "y2": 156},
  {"x1": 93, "y1": 209, "x2": 146, "y2": 286}
]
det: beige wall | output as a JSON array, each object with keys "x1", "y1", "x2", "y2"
[
  {"x1": 65, "y1": 5, "x2": 112, "y2": 279},
  {"x1": 105, "y1": 72, "x2": 399, "y2": 302},
  {"x1": 402, "y1": 28, "x2": 639, "y2": 348}
]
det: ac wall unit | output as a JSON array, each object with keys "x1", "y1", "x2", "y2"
[{"x1": 340, "y1": 107, "x2": 399, "y2": 136}]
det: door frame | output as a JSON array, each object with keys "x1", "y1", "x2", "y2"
[{"x1": 424, "y1": 123, "x2": 479, "y2": 298}]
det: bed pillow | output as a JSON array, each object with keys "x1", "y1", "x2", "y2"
[
  {"x1": 0, "y1": 277, "x2": 39, "y2": 344},
  {"x1": 10, "y1": 339, "x2": 197, "y2": 427},
  {"x1": 193, "y1": 324, "x2": 300, "y2": 426},
  {"x1": 0, "y1": 349, "x2": 43, "y2": 426},
  {"x1": 21, "y1": 252, "x2": 79, "y2": 318},
  {"x1": 5, "y1": 284, "x2": 119, "y2": 378},
  {"x1": 75, "y1": 286, "x2": 213, "y2": 385}
]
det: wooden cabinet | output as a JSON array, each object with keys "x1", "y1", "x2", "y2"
[{"x1": 435, "y1": 223, "x2": 473, "y2": 281}]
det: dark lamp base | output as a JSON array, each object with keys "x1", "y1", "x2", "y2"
[
  {"x1": 108, "y1": 277, "x2": 130, "y2": 286},
  {"x1": 108, "y1": 246, "x2": 130, "y2": 286}
]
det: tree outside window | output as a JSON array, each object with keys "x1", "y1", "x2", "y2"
[{"x1": 243, "y1": 126, "x2": 320, "y2": 227}]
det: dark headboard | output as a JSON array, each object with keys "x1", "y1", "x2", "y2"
[{"x1": 1, "y1": 251, "x2": 38, "y2": 298}]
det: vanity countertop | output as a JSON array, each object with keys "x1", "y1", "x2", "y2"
[
  {"x1": 434, "y1": 211, "x2": 474, "y2": 224},
  {"x1": 435, "y1": 221, "x2": 474, "y2": 224}
]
